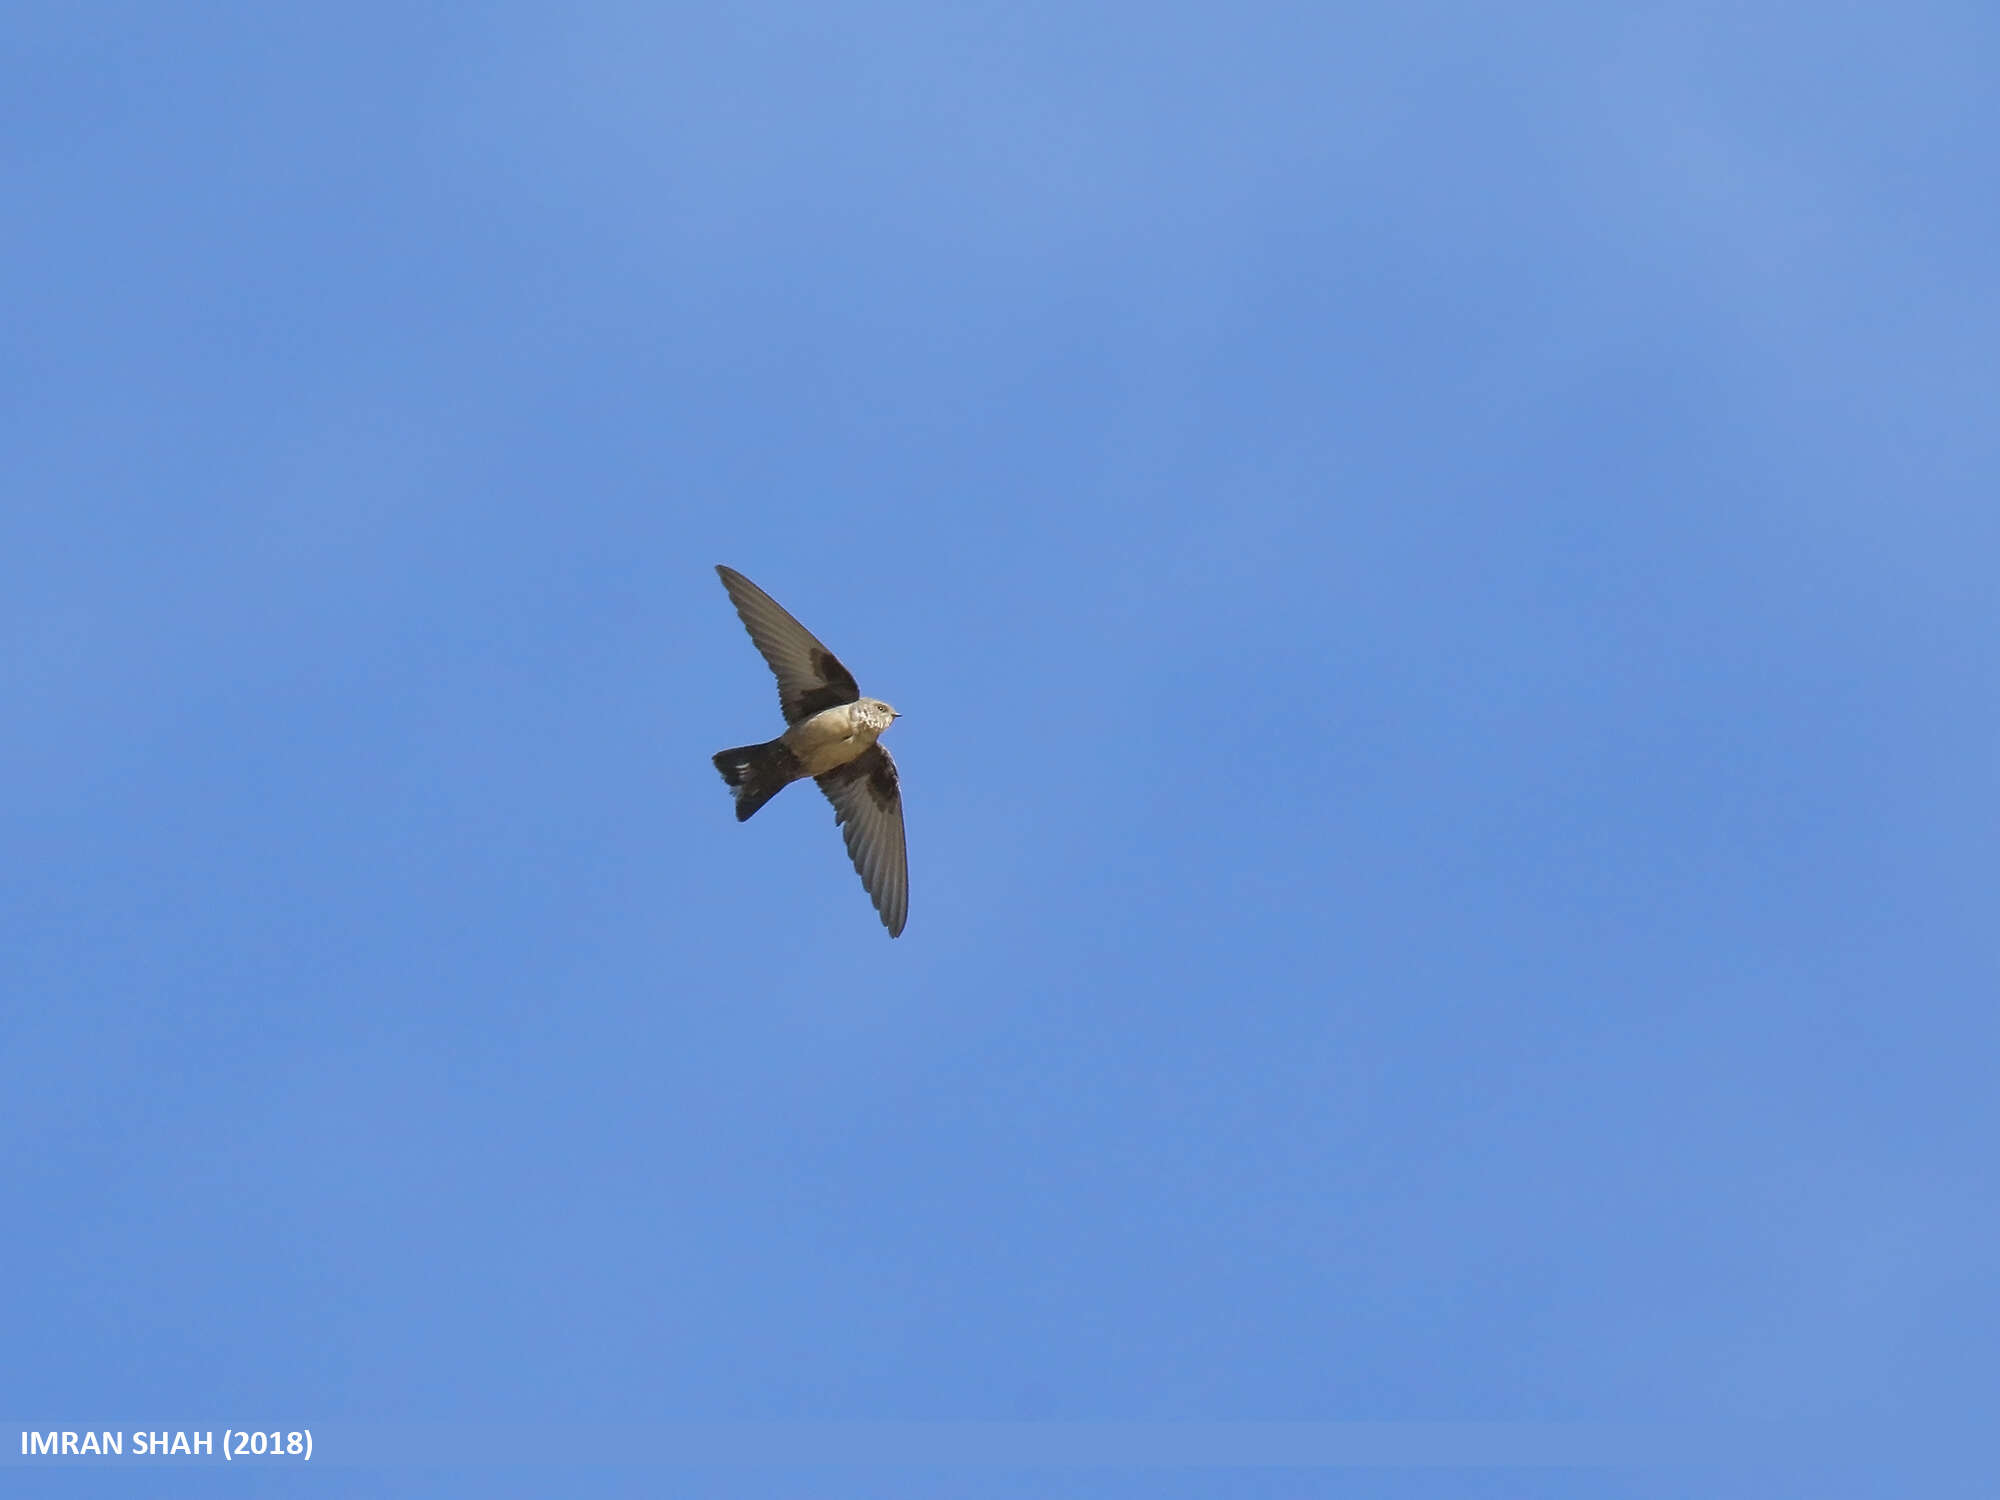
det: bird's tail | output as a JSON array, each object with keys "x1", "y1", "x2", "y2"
[{"x1": 712, "y1": 739, "x2": 801, "y2": 822}]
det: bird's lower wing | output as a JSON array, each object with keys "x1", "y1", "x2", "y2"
[{"x1": 816, "y1": 746, "x2": 908, "y2": 938}]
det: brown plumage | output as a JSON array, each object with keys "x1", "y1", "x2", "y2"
[{"x1": 711, "y1": 565, "x2": 908, "y2": 938}]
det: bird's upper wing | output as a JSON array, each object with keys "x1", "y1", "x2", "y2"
[
  {"x1": 715, "y1": 565, "x2": 860, "y2": 725},
  {"x1": 816, "y1": 745, "x2": 908, "y2": 938}
]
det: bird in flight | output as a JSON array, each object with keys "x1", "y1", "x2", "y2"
[{"x1": 711, "y1": 564, "x2": 908, "y2": 938}]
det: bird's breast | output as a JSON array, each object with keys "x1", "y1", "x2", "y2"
[{"x1": 784, "y1": 704, "x2": 881, "y2": 777}]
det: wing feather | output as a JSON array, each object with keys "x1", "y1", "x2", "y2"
[
  {"x1": 816, "y1": 746, "x2": 908, "y2": 938},
  {"x1": 715, "y1": 565, "x2": 860, "y2": 725}
]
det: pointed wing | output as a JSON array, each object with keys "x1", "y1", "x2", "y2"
[
  {"x1": 715, "y1": 565, "x2": 860, "y2": 725},
  {"x1": 816, "y1": 745, "x2": 908, "y2": 938}
]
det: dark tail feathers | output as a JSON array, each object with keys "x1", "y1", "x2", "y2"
[{"x1": 712, "y1": 739, "x2": 801, "y2": 822}]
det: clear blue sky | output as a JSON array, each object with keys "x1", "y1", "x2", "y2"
[{"x1": 6, "y1": 4, "x2": 1995, "y2": 1496}]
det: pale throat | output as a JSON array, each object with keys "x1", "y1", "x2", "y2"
[
  {"x1": 852, "y1": 700, "x2": 895, "y2": 734},
  {"x1": 786, "y1": 699, "x2": 894, "y2": 775}
]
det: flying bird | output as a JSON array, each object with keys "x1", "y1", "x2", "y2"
[{"x1": 711, "y1": 564, "x2": 908, "y2": 938}]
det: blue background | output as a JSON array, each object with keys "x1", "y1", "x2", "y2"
[{"x1": 5, "y1": 3, "x2": 1995, "y2": 1496}]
